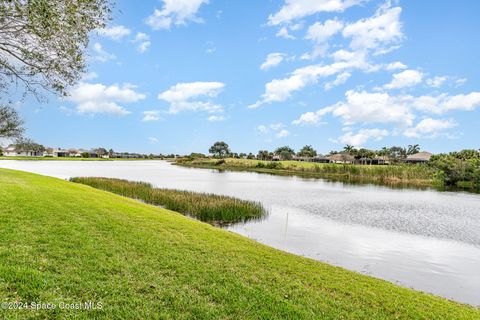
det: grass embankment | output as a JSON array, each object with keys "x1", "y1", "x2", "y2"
[
  {"x1": 176, "y1": 158, "x2": 437, "y2": 187},
  {"x1": 1, "y1": 169, "x2": 478, "y2": 319},
  {"x1": 70, "y1": 177, "x2": 266, "y2": 225},
  {"x1": 0, "y1": 156, "x2": 164, "y2": 161},
  {"x1": 0, "y1": 156, "x2": 113, "y2": 161}
]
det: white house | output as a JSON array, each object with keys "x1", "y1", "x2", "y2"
[{"x1": 3, "y1": 145, "x2": 43, "y2": 157}]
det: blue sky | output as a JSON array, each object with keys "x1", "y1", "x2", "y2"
[{"x1": 16, "y1": 0, "x2": 480, "y2": 155}]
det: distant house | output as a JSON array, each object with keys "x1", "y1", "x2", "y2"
[
  {"x1": 405, "y1": 152, "x2": 433, "y2": 164},
  {"x1": 328, "y1": 153, "x2": 355, "y2": 164},
  {"x1": 3, "y1": 145, "x2": 43, "y2": 157},
  {"x1": 52, "y1": 148, "x2": 70, "y2": 157},
  {"x1": 272, "y1": 155, "x2": 281, "y2": 161}
]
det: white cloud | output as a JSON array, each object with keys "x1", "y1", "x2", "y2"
[
  {"x1": 294, "y1": 90, "x2": 415, "y2": 127},
  {"x1": 256, "y1": 125, "x2": 269, "y2": 134},
  {"x1": 343, "y1": 5, "x2": 403, "y2": 54},
  {"x1": 249, "y1": 62, "x2": 351, "y2": 108},
  {"x1": 158, "y1": 81, "x2": 225, "y2": 114},
  {"x1": 292, "y1": 107, "x2": 334, "y2": 125},
  {"x1": 385, "y1": 61, "x2": 407, "y2": 71},
  {"x1": 132, "y1": 32, "x2": 151, "y2": 53},
  {"x1": 270, "y1": 123, "x2": 285, "y2": 130},
  {"x1": 260, "y1": 53, "x2": 286, "y2": 71},
  {"x1": 268, "y1": 0, "x2": 364, "y2": 25},
  {"x1": 384, "y1": 69, "x2": 423, "y2": 89},
  {"x1": 338, "y1": 128, "x2": 389, "y2": 146},
  {"x1": 404, "y1": 118, "x2": 456, "y2": 138},
  {"x1": 92, "y1": 42, "x2": 115, "y2": 62},
  {"x1": 142, "y1": 110, "x2": 162, "y2": 122},
  {"x1": 306, "y1": 19, "x2": 344, "y2": 43},
  {"x1": 324, "y1": 71, "x2": 351, "y2": 90},
  {"x1": 276, "y1": 129, "x2": 290, "y2": 138},
  {"x1": 81, "y1": 72, "x2": 98, "y2": 81},
  {"x1": 97, "y1": 25, "x2": 131, "y2": 40},
  {"x1": 276, "y1": 26, "x2": 296, "y2": 39},
  {"x1": 146, "y1": 0, "x2": 209, "y2": 30},
  {"x1": 426, "y1": 76, "x2": 447, "y2": 88},
  {"x1": 256, "y1": 123, "x2": 287, "y2": 136},
  {"x1": 148, "y1": 137, "x2": 159, "y2": 143},
  {"x1": 207, "y1": 115, "x2": 225, "y2": 122},
  {"x1": 67, "y1": 82, "x2": 146, "y2": 116}
]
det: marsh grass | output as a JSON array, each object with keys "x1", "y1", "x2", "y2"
[
  {"x1": 182, "y1": 158, "x2": 436, "y2": 184},
  {"x1": 70, "y1": 177, "x2": 266, "y2": 225}
]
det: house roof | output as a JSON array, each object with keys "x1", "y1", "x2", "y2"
[
  {"x1": 407, "y1": 152, "x2": 433, "y2": 161},
  {"x1": 328, "y1": 153, "x2": 354, "y2": 161}
]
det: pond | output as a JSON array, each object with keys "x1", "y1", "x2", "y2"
[{"x1": 1, "y1": 160, "x2": 479, "y2": 306}]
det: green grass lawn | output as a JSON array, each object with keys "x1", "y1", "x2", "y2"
[
  {"x1": 0, "y1": 156, "x2": 166, "y2": 161},
  {"x1": 0, "y1": 169, "x2": 478, "y2": 319}
]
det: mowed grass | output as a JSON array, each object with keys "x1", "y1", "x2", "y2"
[
  {"x1": 0, "y1": 156, "x2": 162, "y2": 161},
  {"x1": 70, "y1": 177, "x2": 266, "y2": 225},
  {"x1": 0, "y1": 169, "x2": 479, "y2": 319},
  {"x1": 181, "y1": 158, "x2": 436, "y2": 185}
]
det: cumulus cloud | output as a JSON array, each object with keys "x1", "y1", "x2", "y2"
[
  {"x1": 276, "y1": 129, "x2": 290, "y2": 138},
  {"x1": 338, "y1": 128, "x2": 389, "y2": 146},
  {"x1": 256, "y1": 123, "x2": 288, "y2": 137},
  {"x1": 385, "y1": 61, "x2": 407, "y2": 71},
  {"x1": 260, "y1": 53, "x2": 287, "y2": 71},
  {"x1": 324, "y1": 71, "x2": 351, "y2": 90},
  {"x1": 384, "y1": 69, "x2": 423, "y2": 89},
  {"x1": 343, "y1": 4, "x2": 403, "y2": 54},
  {"x1": 132, "y1": 32, "x2": 151, "y2": 53},
  {"x1": 268, "y1": 0, "x2": 364, "y2": 25},
  {"x1": 404, "y1": 118, "x2": 457, "y2": 138},
  {"x1": 97, "y1": 25, "x2": 131, "y2": 40},
  {"x1": 293, "y1": 90, "x2": 415, "y2": 127},
  {"x1": 292, "y1": 107, "x2": 334, "y2": 125},
  {"x1": 92, "y1": 42, "x2": 115, "y2": 62},
  {"x1": 158, "y1": 82, "x2": 225, "y2": 114},
  {"x1": 146, "y1": 0, "x2": 209, "y2": 30},
  {"x1": 67, "y1": 82, "x2": 146, "y2": 116},
  {"x1": 276, "y1": 26, "x2": 296, "y2": 39},
  {"x1": 426, "y1": 76, "x2": 448, "y2": 88},
  {"x1": 142, "y1": 110, "x2": 162, "y2": 122},
  {"x1": 148, "y1": 137, "x2": 159, "y2": 143},
  {"x1": 249, "y1": 61, "x2": 361, "y2": 108},
  {"x1": 306, "y1": 19, "x2": 344, "y2": 43},
  {"x1": 207, "y1": 115, "x2": 225, "y2": 122}
]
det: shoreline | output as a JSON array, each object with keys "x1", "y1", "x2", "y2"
[{"x1": 1, "y1": 168, "x2": 479, "y2": 318}]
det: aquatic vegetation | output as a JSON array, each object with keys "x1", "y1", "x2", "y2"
[{"x1": 70, "y1": 177, "x2": 266, "y2": 225}]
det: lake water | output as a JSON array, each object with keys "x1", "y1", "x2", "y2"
[{"x1": 1, "y1": 160, "x2": 480, "y2": 306}]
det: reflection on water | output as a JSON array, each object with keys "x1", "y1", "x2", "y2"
[{"x1": 1, "y1": 160, "x2": 479, "y2": 305}]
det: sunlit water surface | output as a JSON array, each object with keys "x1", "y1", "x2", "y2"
[{"x1": 1, "y1": 160, "x2": 479, "y2": 305}]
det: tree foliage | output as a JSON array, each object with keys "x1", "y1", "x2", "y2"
[
  {"x1": 0, "y1": 105, "x2": 23, "y2": 138},
  {"x1": 297, "y1": 145, "x2": 317, "y2": 157},
  {"x1": 209, "y1": 141, "x2": 230, "y2": 158},
  {"x1": 275, "y1": 146, "x2": 294, "y2": 160},
  {"x1": 0, "y1": 0, "x2": 112, "y2": 99},
  {"x1": 13, "y1": 137, "x2": 44, "y2": 152}
]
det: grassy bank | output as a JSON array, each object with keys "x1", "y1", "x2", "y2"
[
  {"x1": 70, "y1": 177, "x2": 266, "y2": 225},
  {"x1": 0, "y1": 156, "x2": 164, "y2": 161},
  {"x1": 1, "y1": 169, "x2": 478, "y2": 319},
  {"x1": 177, "y1": 158, "x2": 437, "y2": 187}
]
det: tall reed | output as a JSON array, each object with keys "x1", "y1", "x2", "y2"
[{"x1": 70, "y1": 177, "x2": 266, "y2": 225}]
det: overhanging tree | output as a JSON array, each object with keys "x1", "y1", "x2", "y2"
[
  {"x1": 0, "y1": 0, "x2": 112, "y2": 99},
  {"x1": 0, "y1": 105, "x2": 23, "y2": 138}
]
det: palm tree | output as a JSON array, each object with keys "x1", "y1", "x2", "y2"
[
  {"x1": 407, "y1": 144, "x2": 420, "y2": 155},
  {"x1": 343, "y1": 144, "x2": 355, "y2": 154}
]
